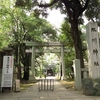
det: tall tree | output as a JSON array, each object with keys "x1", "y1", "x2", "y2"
[
  {"x1": 38, "y1": 0, "x2": 90, "y2": 69},
  {"x1": 0, "y1": 0, "x2": 58, "y2": 79},
  {"x1": 15, "y1": 0, "x2": 90, "y2": 78},
  {"x1": 0, "y1": 0, "x2": 14, "y2": 48},
  {"x1": 59, "y1": 19, "x2": 87, "y2": 78}
]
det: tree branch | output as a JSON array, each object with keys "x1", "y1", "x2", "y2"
[
  {"x1": 82, "y1": 0, "x2": 90, "y2": 12},
  {"x1": 39, "y1": 0, "x2": 58, "y2": 8},
  {"x1": 77, "y1": 0, "x2": 90, "y2": 17}
]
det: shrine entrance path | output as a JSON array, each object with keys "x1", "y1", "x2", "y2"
[{"x1": 0, "y1": 80, "x2": 100, "y2": 100}]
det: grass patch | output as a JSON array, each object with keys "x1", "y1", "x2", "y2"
[
  {"x1": 20, "y1": 81, "x2": 37, "y2": 90},
  {"x1": 60, "y1": 79, "x2": 75, "y2": 90}
]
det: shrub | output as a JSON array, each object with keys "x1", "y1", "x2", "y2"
[
  {"x1": 93, "y1": 78, "x2": 100, "y2": 96},
  {"x1": 82, "y1": 78, "x2": 94, "y2": 96},
  {"x1": 82, "y1": 78, "x2": 100, "y2": 96}
]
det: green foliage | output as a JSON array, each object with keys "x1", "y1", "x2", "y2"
[
  {"x1": 0, "y1": 0, "x2": 58, "y2": 79},
  {"x1": 0, "y1": 0, "x2": 57, "y2": 48},
  {"x1": 59, "y1": 19, "x2": 73, "y2": 46},
  {"x1": 15, "y1": 0, "x2": 33, "y2": 9},
  {"x1": 64, "y1": 48, "x2": 75, "y2": 78},
  {"x1": 59, "y1": 19, "x2": 75, "y2": 78},
  {"x1": 0, "y1": 1, "x2": 13, "y2": 48},
  {"x1": 85, "y1": 0, "x2": 100, "y2": 24}
]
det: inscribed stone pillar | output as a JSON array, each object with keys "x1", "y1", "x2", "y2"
[{"x1": 86, "y1": 22, "x2": 100, "y2": 79}]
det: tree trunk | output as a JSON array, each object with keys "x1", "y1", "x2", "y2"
[
  {"x1": 70, "y1": 19, "x2": 84, "y2": 69},
  {"x1": 23, "y1": 53, "x2": 29, "y2": 80},
  {"x1": 17, "y1": 44, "x2": 21, "y2": 79}
]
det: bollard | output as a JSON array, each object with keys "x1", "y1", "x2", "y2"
[{"x1": 15, "y1": 79, "x2": 20, "y2": 92}]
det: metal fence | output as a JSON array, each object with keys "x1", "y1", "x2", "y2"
[{"x1": 38, "y1": 79, "x2": 54, "y2": 91}]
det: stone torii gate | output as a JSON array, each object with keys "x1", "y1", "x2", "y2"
[{"x1": 24, "y1": 41, "x2": 69, "y2": 80}]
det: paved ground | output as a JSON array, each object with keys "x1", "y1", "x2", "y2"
[{"x1": 0, "y1": 80, "x2": 100, "y2": 100}]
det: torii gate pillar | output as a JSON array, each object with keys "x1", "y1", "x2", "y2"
[
  {"x1": 61, "y1": 46, "x2": 66, "y2": 80},
  {"x1": 29, "y1": 46, "x2": 35, "y2": 80}
]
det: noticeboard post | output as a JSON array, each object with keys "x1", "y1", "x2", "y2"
[{"x1": 1, "y1": 56, "x2": 14, "y2": 92}]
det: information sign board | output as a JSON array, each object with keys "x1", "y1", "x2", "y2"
[{"x1": 1, "y1": 56, "x2": 14, "y2": 89}]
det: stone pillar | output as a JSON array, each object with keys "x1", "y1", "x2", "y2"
[
  {"x1": 61, "y1": 46, "x2": 65, "y2": 80},
  {"x1": 73, "y1": 59, "x2": 82, "y2": 90},
  {"x1": 29, "y1": 46, "x2": 35, "y2": 80},
  {"x1": 86, "y1": 22, "x2": 100, "y2": 79}
]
